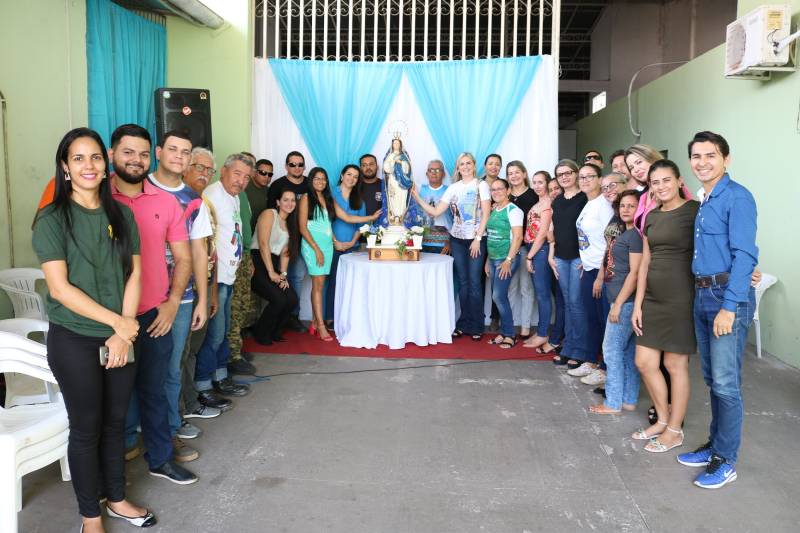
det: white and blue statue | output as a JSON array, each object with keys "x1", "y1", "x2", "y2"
[{"x1": 379, "y1": 136, "x2": 419, "y2": 228}]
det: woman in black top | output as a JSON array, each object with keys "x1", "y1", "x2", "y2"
[
  {"x1": 548, "y1": 159, "x2": 588, "y2": 367},
  {"x1": 507, "y1": 160, "x2": 537, "y2": 337}
]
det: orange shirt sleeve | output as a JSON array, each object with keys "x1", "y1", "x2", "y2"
[{"x1": 37, "y1": 177, "x2": 56, "y2": 209}]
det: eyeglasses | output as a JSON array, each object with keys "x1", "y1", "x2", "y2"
[
  {"x1": 190, "y1": 163, "x2": 216, "y2": 176},
  {"x1": 578, "y1": 174, "x2": 598, "y2": 181},
  {"x1": 287, "y1": 162, "x2": 305, "y2": 168},
  {"x1": 584, "y1": 154, "x2": 601, "y2": 162},
  {"x1": 600, "y1": 182, "x2": 626, "y2": 192},
  {"x1": 555, "y1": 170, "x2": 574, "y2": 179},
  {"x1": 427, "y1": 168, "x2": 443, "y2": 173},
  {"x1": 257, "y1": 170, "x2": 274, "y2": 177}
]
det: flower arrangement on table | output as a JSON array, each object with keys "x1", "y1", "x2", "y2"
[{"x1": 360, "y1": 224, "x2": 426, "y2": 254}]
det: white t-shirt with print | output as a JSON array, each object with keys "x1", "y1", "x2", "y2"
[
  {"x1": 203, "y1": 181, "x2": 242, "y2": 285},
  {"x1": 576, "y1": 195, "x2": 614, "y2": 270},
  {"x1": 440, "y1": 179, "x2": 491, "y2": 240}
]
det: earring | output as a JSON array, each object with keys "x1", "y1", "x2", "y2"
[{"x1": 65, "y1": 171, "x2": 71, "y2": 181}]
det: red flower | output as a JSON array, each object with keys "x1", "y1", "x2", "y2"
[{"x1": 405, "y1": 239, "x2": 413, "y2": 246}]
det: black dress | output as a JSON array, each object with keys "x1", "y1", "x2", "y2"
[{"x1": 637, "y1": 200, "x2": 700, "y2": 354}]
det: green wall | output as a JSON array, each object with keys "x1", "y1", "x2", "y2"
[
  {"x1": 0, "y1": 0, "x2": 88, "y2": 317},
  {"x1": 165, "y1": 0, "x2": 253, "y2": 169},
  {"x1": 0, "y1": 0, "x2": 88, "y2": 270},
  {"x1": 574, "y1": 1, "x2": 800, "y2": 366}
]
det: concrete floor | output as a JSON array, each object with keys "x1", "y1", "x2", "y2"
[{"x1": 19, "y1": 346, "x2": 800, "y2": 533}]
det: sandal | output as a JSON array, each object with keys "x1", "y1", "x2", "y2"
[
  {"x1": 552, "y1": 355, "x2": 568, "y2": 366},
  {"x1": 589, "y1": 404, "x2": 620, "y2": 415},
  {"x1": 487, "y1": 335, "x2": 505, "y2": 345},
  {"x1": 452, "y1": 329, "x2": 464, "y2": 338},
  {"x1": 632, "y1": 420, "x2": 667, "y2": 440},
  {"x1": 566, "y1": 360, "x2": 582, "y2": 370},
  {"x1": 524, "y1": 336, "x2": 548, "y2": 349},
  {"x1": 644, "y1": 426, "x2": 684, "y2": 453},
  {"x1": 498, "y1": 336, "x2": 516, "y2": 349},
  {"x1": 535, "y1": 342, "x2": 557, "y2": 354}
]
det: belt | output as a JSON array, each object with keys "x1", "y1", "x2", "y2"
[{"x1": 695, "y1": 272, "x2": 730, "y2": 288}]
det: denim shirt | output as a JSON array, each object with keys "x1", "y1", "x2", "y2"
[{"x1": 692, "y1": 174, "x2": 758, "y2": 312}]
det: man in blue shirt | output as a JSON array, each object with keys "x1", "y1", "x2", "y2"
[{"x1": 677, "y1": 131, "x2": 758, "y2": 490}]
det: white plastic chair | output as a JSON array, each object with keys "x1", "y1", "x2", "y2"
[
  {"x1": 0, "y1": 331, "x2": 70, "y2": 533},
  {"x1": 0, "y1": 319, "x2": 51, "y2": 407},
  {"x1": 0, "y1": 268, "x2": 47, "y2": 320},
  {"x1": 753, "y1": 273, "x2": 778, "y2": 359}
]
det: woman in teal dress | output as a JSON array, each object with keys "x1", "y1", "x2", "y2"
[{"x1": 299, "y1": 166, "x2": 380, "y2": 341}]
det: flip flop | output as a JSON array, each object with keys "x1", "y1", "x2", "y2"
[
  {"x1": 535, "y1": 342, "x2": 557, "y2": 355},
  {"x1": 487, "y1": 335, "x2": 505, "y2": 345}
]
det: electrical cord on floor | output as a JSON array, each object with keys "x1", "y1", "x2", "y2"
[{"x1": 234, "y1": 352, "x2": 551, "y2": 384}]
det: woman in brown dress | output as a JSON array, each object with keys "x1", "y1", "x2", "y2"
[{"x1": 631, "y1": 160, "x2": 699, "y2": 453}]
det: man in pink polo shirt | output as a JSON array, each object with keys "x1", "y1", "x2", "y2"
[{"x1": 109, "y1": 124, "x2": 197, "y2": 485}]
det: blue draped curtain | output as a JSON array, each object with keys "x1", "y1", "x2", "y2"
[
  {"x1": 86, "y1": 0, "x2": 165, "y2": 148},
  {"x1": 404, "y1": 57, "x2": 541, "y2": 176},
  {"x1": 269, "y1": 59, "x2": 402, "y2": 177}
]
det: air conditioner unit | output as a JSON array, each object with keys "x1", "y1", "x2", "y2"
[{"x1": 725, "y1": 4, "x2": 792, "y2": 78}]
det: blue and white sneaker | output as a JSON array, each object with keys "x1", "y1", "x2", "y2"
[
  {"x1": 677, "y1": 442, "x2": 713, "y2": 467},
  {"x1": 693, "y1": 455, "x2": 737, "y2": 489}
]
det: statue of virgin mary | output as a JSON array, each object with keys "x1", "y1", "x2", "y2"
[{"x1": 381, "y1": 137, "x2": 414, "y2": 226}]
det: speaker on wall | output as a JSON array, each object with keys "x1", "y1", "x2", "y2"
[{"x1": 154, "y1": 88, "x2": 212, "y2": 150}]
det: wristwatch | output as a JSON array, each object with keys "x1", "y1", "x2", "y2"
[
  {"x1": 505, "y1": 256, "x2": 513, "y2": 262},
  {"x1": 280, "y1": 272, "x2": 288, "y2": 278}
]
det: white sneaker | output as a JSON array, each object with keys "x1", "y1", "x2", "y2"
[
  {"x1": 581, "y1": 368, "x2": 606, "y2": 385},
  {"x1": 567, "y1": 362, "x2": 595, "y2": 377}
]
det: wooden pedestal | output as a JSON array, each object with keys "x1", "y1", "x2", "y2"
[{"x1": 367, "y1": 248, "x2": 421, "y2": 261}]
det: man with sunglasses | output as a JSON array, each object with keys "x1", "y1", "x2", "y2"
[
  {"x1": 246, "y1": 158, "x2": 274, "y2": 232},
  {"x1": 583, "y1": 150, "x2": 605, "y2": 169},
  {"x1": 267, "y1": 151, "x2": 309, "y2": 331}
]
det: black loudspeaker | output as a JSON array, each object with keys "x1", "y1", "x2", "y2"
[{"x1": 154, "y1": 88, "x2": 212, "y2": 150}]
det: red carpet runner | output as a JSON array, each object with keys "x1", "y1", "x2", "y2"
[{"x1": 243, "y1": 331, "x2": 553, "y2": 361}]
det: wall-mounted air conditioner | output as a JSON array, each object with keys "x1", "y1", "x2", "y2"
[{"x1": 725, "y1": 4, "x2": 795, "y2": 79}]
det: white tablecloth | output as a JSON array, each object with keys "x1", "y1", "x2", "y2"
[{"x1": 334, "y1": 252, "x2": 455, "y2": 349}]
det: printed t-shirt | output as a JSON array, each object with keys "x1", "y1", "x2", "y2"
[
  {"x1": 239, "y1": 190, "x2": 253, "y2": 249},
  {"x1": 551, "y1": 192, "x2": 587, "y2": 260},
  {"x1": 268, "y1": 175, "x2": 308, "y2": 207},
  {"x1": 605, "y1": 228, "x2": 643, "y2": 303},
  {"x1": 418, "y1": 183, "x2": 451, "y2": 248},
  {"x1": 148, "y1": 174, "x2": 213, "y2": 303},
  {"x1": 441, "y1": 179, "x2": 491, "y2": 240},
  {"x1": 360, "y1": 179, "x2": 383, "y2": 216},
  {"x1": 32, "y1": 202, "x2": 141, "y2": 337},
  {"x1": 576, "y1": 195, "x2": 614, "y2": 270},
  {"x1": 486, "y1": 203, "x2": 523, "y2": 260},
  {"x1": 602, "y1": 215, "x2": 627, "y2": 274},
  {"x1": 204, "y1": 181, "x2": 243, "y2": 285},
  {"x1": 331, "y1": 184, "x2": 366, "y2": 251},
  {"x1": 112, "y1": 179, "x2": 188, "y2": 315}
]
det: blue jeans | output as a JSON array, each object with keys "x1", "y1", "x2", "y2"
[
  {"x1": 451, "y1": 237, "x2": 487, "y2": 335},
  {"x1": 124, "y1": 307, "x2": 174, "y2": 470},
  {"x1": 554, "y1": 257, "x2": 589, "y2": 360},
  {"x1": 489, "y1": 256, "x2": 520, "y2": 338},
  {"x1": 694, "y1": 284, "x2": 755, "y2": 464},
  {"x1": 325, "y1": 249, "x2": 351, "y2": 320},
  {"x1": 529, "y1": 243, "x2": 553, "y2": 338},
  {"x1": 579, "y1": 268, "x2": 610, "y2": 364},
  {"x1": 552, "y1": 276, "x2": 565, "y2": 345},
  {"x1": 602, "y1": 301, "x2": 639, "y2": 410},
  {"x1": 287, "y1": 256, "x2": 307, "y2": 315},
  {"x1": 166, "y1": 301, "x2": 192, "y2": 436},
  {"x1": 194, "y1": 282, "x2": 233, "y2": 391}
]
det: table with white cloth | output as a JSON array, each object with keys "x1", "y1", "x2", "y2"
[{"x1": 334, "y1": 252, "x2": 455, "y2": 349}]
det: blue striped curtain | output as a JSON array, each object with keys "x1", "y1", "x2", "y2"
[{"x1": 86, "y1": 0, "x2": 165, "y2": 148}]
